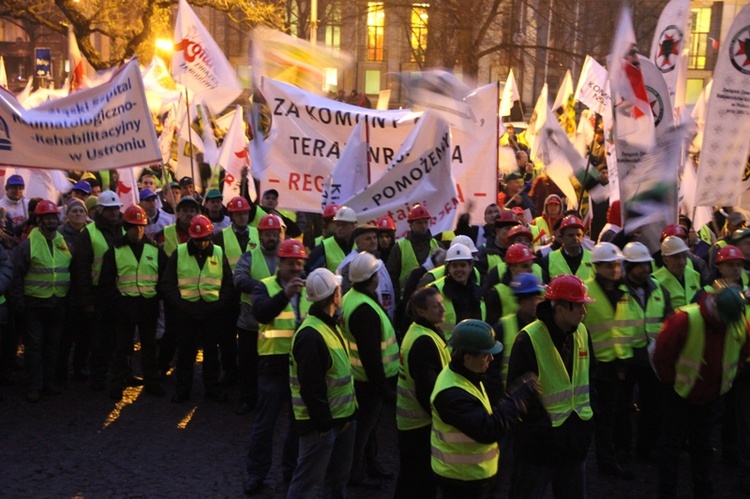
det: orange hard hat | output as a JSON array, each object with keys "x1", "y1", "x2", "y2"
[{"x1": 123, "y1": 205, "x2": 148, "y2": 226}]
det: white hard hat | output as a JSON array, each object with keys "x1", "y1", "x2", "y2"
[
  {"x1": 97, "y1": 190, "x2": 123, "y2": 208},
  {"x1": 305, "y1": 268, "x2": 342, "y2": 302},
  {"x1": 450, "y1": 235, "x2": 478, "y2": 254},
  {"x1": 349, "y1": 251, "x2": 383, "y2": 283},
  {"x1": 591, "y1": 242, "x2": 625, "y2": 263},
  {"x1": 661, "y1": 236, "x2": 689, "y2": 257},
  {"x1": 623, "y1": 242, "x2": 653, "y2": 263},
  {"x1": 333, "y1": 206, "x2": 357, "y2": 223},
  {"x1": 445, "y1": 244, "x2": 474, "y2": 262}
]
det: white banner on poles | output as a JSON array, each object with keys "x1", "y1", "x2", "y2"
[
  {"x1": 321, "y1": 120, "x2": 369, "y2": 209},
  {"x1": 342, "y1": 111, "x2": 458, "y2": 238},
  {"x1": 694, "y1": 2, "x2": 750, "y2": 206},
  {"x1": 0, "y1": 59, "x2": 160, "y2": 171},
  {"x1": 650, "y1": 0, "x2": 690, "y2": 115}
]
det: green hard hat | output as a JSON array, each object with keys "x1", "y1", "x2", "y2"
[
  {"x1": 715, "y1": 286, "x2": 745, "y2": 325},
  {"x1": 449, "y1": 319, "x2": 503, "y2": 355}
]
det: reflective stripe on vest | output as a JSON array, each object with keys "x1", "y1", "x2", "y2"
[
  {"x1": 548, "y1": 249, "x2": 594, "y2": 282},
  {"x1": 23, "y1": 228, "x2": 71, "y2": 299},
  {"x1": 323, "y1": 237, "x2": 347, "y2": 273},
  {"x1": 500, "y1": 314, "x2": 520, "y2": 388},
  {"x1": 86, "y1": 223, "x2": 114, "y2": 286},
  {"x1": 341, "y1": 288, "x2": 399, "y2": 381},
  {"x1": 221, "y1": 225, "x2": 260, "y2": 271},
  {"x1": 583, "y1": 278, "x2": 633, "y2": 361},
  {"x1": 398, "y1": 237, "x2": 439, "y2": 289},
  {"x1": 673, "y1": 304, "x2": 747, "y2": 398},
  {"x1": 176, "y1": 243, "x2": 223, "y2": 303},
  {"x1": 290, "y1": 315, "x2": 356, "y2": 421},
  {"x1": 239, "y1": 247, "x2": 273, "y2": 305},
  {"x1": 623, "y1": 277, "x2": 666, "y2": 349},
  {"x1": 429, "y1": 277, "x2": 486, "y2": 342},
  {"x1": 653, "y1": 265, "x2": 700, "y2": 310},
  {"x1": 257, "y1": 276, "x2": 311, "y2": 356},
  {"x1": 524, "y1": 320, "x2": 593, "y2": 426},
  {"x1": 430, "y1": 366, "x2": 499, "y2": 480},
  {"x1": 163, "y1": 224, "x2": 179, "y2": 257},
  {"x1": 397, "y1": 323, "x2": 450, "y2": 430},
  {"x1": 114, "y1": 244, "x2": 159, "y2": 298}
]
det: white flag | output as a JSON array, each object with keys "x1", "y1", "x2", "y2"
[
  {"x1": 216, "y1": 105, "x2": 255, "y2": 201},
  {"x1": 499, "y1": 69, "x2": 520, "y2": 118},
  {"x1": 694, "y1": 2, "x2": 750, "y2": 206},
  {"x1": 650, "y1": 0, "x2": 690, "y2": 115},
  {"x1": 322, "y1": 121, "x2": 369, "y2": 210},
  {"x1": 342, "y1": 112, "x2": 458, "y2": 237},
  {"x1": 609, "y1": 7, "x2": 656, "y2": 152},
  {"x1": 525, "y1": 84, "x2": 548, "y2": 154},
  {"x1": 0, "y1": 56, "x2": 7, "y2": 89},
  {"x1": 575, "y1": 56, "x2": 612, "y2": 117},
  {"x1": 159, "y1": 105, "x2": 177, "y2": 164},
  {"x1": 67, "y1": 25, "x2": 92, "y2": 92},
  {"x1": 172, "y1": 0, "x2": 242, "y2": 114},
  {"x1": 115, "y1": 167, "x2": 140, "y2": 210},
  {"x1": 552, "y1": 69, "x2": 574, "y2": 113},
  {"x1": 142, "y1": 56, "x2": 181, "y2": 115},
  {"x1": 25, "y1": 169, "x2": 72, "y2": 202}
]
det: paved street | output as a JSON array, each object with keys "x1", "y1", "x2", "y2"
[{"x1": 1, "y1": 359, "x2": 747, "y2": 498}]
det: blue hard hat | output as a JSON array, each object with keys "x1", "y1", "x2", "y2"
[
  {"x1": 510, "y1": 273, "x2": 545, "y2": 295},
  {"x1": 72, "y1": 180, "x2": 91, "y2": 194}
]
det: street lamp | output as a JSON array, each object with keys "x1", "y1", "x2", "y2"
[{"x1": 155, "y1": 38, "x2": 174, "y2": 53}]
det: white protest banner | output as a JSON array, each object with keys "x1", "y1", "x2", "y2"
[
  {"x1": 258, "y1": 78, "x2": 416, "y2": 211},
  {"x1": 695, "y1": 2, "x2": 750, "y2": 207},
  {"x1": 0, "y1": 59, "x2": 161, "y2": 171},
  {"x1": 321, "y1": 120, "x2": 369, "y2": 209},
  {"x1": 342, "y1": 111, "x2": 458, "y2": 238},
  {"x1": 650, "y1": 0, "x2": 690, "y2": 115},
  {"x1": 172, "y1": 0, "x2": 241, "y2": 115}
]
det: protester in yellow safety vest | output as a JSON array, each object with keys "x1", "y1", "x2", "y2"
[
  {"x1": 161, "y1": 215, "x2": 233, "y2": 403},
  {"x1": 394, "y1": 286, "x2": 449, "y2": 498},
  {"x1": 475, "y1": 209, "x2": 520, "y2": 276},
  {"x1": 511, "y1": 206, "x2": 540, "y2": 243},
  {"x1": 485, "y1": 243, "x2": 540, "y2": 330},
  {"x1": 531, "y1": 194, "x2": 562, "y2": 245},
  {"x1": 313, "y1": 203, "x2": 340, "y2": 248},
  {"x1": 621, "y1": 241, "x2": 672, "y2": 461},
  {"x1": 341, "y1": 252, "x2": 398, "y2": 489},
  {"x1": 99, "y1": 205, "x2": 167, "y2": 401},
  {"x1": 428, "y1": 244, "x2": 486, "y2": 341},
  {"x1": 307, "y1": 206, "x2": 356, "y2": 274},
  {"x1": 431, "y1": 319, "x2": 539, "y2": 498},
  {"x1": 376, "y1": 215, "x2": 397, "y2": 264},
  {"x1": 485, "y1": 272, "x2": 544, "y2": 404},
  {"x1": 454, "y1": 202, "x2": 500, "y2": 250},
  {"x1": 708, "y1": 211, "x2": 747, "y2": 270},
  {"x1": 259, "y1": 188, "x2": 301, "y2": 238},
  {"x1": 708, "y1": 245, "x2": 749, "y2": 292},
  {"x1": 11, "y1": 200, "x2": 69, "y2": 403},
  {"x1": 731, "y1": 227, "x2": 750, "y2": 267},
  {"x1": 541, "y1": 215, "x2": 594, "y2": 283},
  {"x1": 73, "y1": 190, "x2": 123, "y2": 392},
  {"x1": 653, "y1": 236, "x2": 702, "y2": 309},
  {"x1": 652, "y1": 287, "x2": 750, "y2": 498},
  {"x1": 287, "y1": 268, "x2": 357, "y2": 498},
  {"x1": 507, "y1": 274, "x2": 595, "y2": 497},
  {"x1": 243, "y1": 238, "x2": 309, "y2": 496},
  {"x1": 653, "y1": 224, "x2": 710, "y2": 284},
  {"x1": 582, "y1": 242, "x2": 635, "y2": 480},
  {"x1": 233, "y1": 214, "x2": 281, "y2": 416},
  {"x1": 386, "y1": 204, "x2": 439, "y2": 298},
  {"x1": 418, "y1": 235, "x2": 481, "y2": 289}
]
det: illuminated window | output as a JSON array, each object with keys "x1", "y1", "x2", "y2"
[
  {"x1": 367, "y1": 2, "x2": 385, "y2": 61},
  {"x1": 325, "y1": 3, "x2": 342, "y2": 56},
  {"x1": 688, "y1": 8, "x2": 711, "y2": 70},
  {"x1": 410, "y1": 4, "x2": 429, "y2": 63}
]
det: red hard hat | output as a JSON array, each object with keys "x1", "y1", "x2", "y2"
[
  {"x1": 322, "y1": 203, "x2": 341, "y2": 220},
  {"x1": 227, "y1": 196, "x2": 251, "y2": 213},
  {"x1": 545, "y1": 274, "x2": 595, "y2": 303},
  {"x1": 277, "y1": 239, "x2": 308, "y2": 259},
  {"x1": 660, "y1": 223, "x2": 687, "y2": 241},
  {"x1": 33, "y1": 199, "x2": 59, "y2": 216},
  {"x1": 559, "y1": 215, "x2": 585, "y2": 232},
  {"x1": 123, "y1": 205, "x2": 148, "y2": 226},
  {"x1": 511, "y1": 206, "x2": 525, "y2": 216},
  {"x1": 716, "y1": 245, "x2": 745, "y2": 263},
  {"x1": 188, "y1": 215, "x2": 214, "y2": 239},
  {"x1": 506, "y1": 225, "x2": 533, "y2": 245},
  {"x1": 258, "y1": 214, "x2": 282, "y2": 231},
  {"x1": 495, "y1": 209, "x2": 520, "y2": 227},
  {"x1": 376, "y1": 215, "x2": 396, "y2": 231},
  {"x1": 505, "y1": 243, "x2": 536, "y2": 264},
  {"x1": 408, "y1": 204, "x2": 431, "y2": 222}
]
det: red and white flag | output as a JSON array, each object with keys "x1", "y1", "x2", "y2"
[
  {"x1": 216, "y1": 105, "x2": 255, "y2": 201},
  {"x1": 499, "y1": 69, "x2": 520, "y2": 118},
  {"x1": 67, "y1": 25, "x2": 90, "y2": 92},
  {"x1": 116, "y1": 167, "x2": 140, "y2": 211},
  {"x1": 609, "y1": 7, "x2": 655, "y2": 152},
  {"x1": 172, "y1": 0, "x2": 241, "y2": 115}
]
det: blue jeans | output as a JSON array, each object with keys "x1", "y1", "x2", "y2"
[
  {"x1": 287, "y1": 421, "x2": 356, "y2": 499},
  {"x1": 245, "y1": 364, "x2": 298, "y2": 482}
]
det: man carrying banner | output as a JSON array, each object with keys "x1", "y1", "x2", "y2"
[{"x1": 307, "y1": 206, "x2": 356, "y2": 274}]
